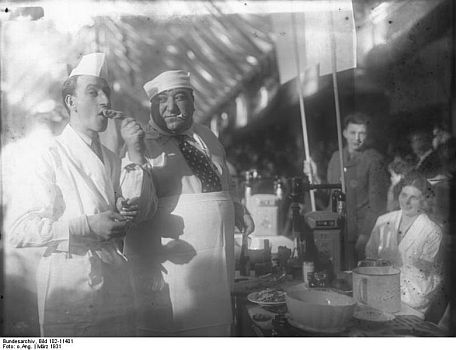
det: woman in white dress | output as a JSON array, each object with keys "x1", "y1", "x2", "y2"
[{"x1": 365, "y1": 171, "x2": 442, "y2": 317}]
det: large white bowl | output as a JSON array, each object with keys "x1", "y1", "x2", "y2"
[{"x1": 286, "y1": 284, "x2": 357, "y2": 332}]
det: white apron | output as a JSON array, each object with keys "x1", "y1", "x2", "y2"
[{"x1": 126, "y1": 191, "x2": 234, "y2": 335}]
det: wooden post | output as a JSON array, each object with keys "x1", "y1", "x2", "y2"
[{"x1": 291, "y1": 11, "x2": 316, "y2": 212}]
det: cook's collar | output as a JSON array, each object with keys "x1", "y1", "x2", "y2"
[{"x1": 69, "y1": 124, "x2": 98, "y2": 146}]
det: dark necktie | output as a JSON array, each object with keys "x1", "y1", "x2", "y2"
[
  {"x1": 177, "y1": 135, "x2": 222, "y2": 193},
  {"x1": 90, "y1": 135, "x2": 104, "y2": 164}
]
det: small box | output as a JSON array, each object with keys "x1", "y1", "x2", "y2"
[
  {"x1": 305, "y1": 211, "x2": 340, "y2": 229},
  {"x1": 246, "y1": 194, "x2": 279, "y2": 236}
]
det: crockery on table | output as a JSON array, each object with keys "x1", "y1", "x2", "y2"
[{"x1": 247, "y1": 288, "x2": 287, "y2": 305}]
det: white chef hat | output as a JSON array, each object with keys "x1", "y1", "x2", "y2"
[
  {"x1": 143, "y1": 70, "x2": 193, "y2": 100},
  {"x1": 69, "y1": 52, "x2": 108, "y2": 79}
]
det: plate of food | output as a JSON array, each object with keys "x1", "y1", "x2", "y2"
[{"x1": 247, "y1": 288, "x2": 287, "y2": 306}]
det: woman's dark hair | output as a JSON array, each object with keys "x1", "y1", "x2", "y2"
[
  {"x1": 388, "y1": 157, "x2": 415, "y2": 176},
  {"x1": 401, "y1": 170, "x2": 435, "y2": 211}
]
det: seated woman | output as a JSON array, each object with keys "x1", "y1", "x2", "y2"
[{"x1": 365, "y1": 171, "x2": 442, "y2": 317}]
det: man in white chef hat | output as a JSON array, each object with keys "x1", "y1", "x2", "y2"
[
  {"x1": 3, "y1": 53, "x2": 156, "y2": 336},
  {"x1": 123, "y1": 70, "x2": 254, "y2": 336}
]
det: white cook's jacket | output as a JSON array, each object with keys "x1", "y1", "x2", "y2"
[
  {"x1": 3, "y1": 125, "x2": 156, "y2": 336},
  {"x1": 365, "y1": 210, "x2": 442, "y2": 316}
]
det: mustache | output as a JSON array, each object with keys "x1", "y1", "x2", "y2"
[{"x1": 164, "y1": 114, "x2": 188, "y2": 119}]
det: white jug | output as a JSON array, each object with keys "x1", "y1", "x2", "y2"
[{"x1": 352, "y1": 266, "x2": 401, "y2": 313}]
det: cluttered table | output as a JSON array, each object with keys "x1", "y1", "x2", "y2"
[{"x1": 231, "y1": 273, "x2": 447, "y2": 337}]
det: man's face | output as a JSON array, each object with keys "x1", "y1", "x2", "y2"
[
  {"x1": 151, "y1": 88, "x2": 194, "y2": 134},
  {"x1": 343, "y1": 123, "x2": 367, "y2": 153},
  {"x1": 410, "y1": 133, "x2": 432, "y2": 157},
  {"x1": 70, "y1": 75, "x2": 111, "y2": 134}
]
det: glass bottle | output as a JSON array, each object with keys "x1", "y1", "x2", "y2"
[
  {"x1": 244, "y1": 171, "x2": 253, "y2": 208},
  {"x1": 239, "y1": 235, "x2": 251, "y2": 276},
  {"x1": 274, "y1": 177, "x2": 284, "y2": 200}
]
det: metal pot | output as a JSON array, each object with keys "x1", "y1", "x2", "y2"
[{"x1": 352, "y1": 265, "x2": 401, "y2": 313}]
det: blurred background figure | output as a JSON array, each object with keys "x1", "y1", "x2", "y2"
[
  {"x1": 428, "y1": 137, "x2": 456, "y2": 228},
  {"x1": 409, "y1": 128, "x2": 442, "y2": 179},
  {"x1": 424, "y1": 137, "x2": 456, "y2": 325},
  {"x1": 1, "y1": 103, "x2": 67, "y2": 336},
  {"x1": 432, "y1": 122, "x2": 452, "y2": 150}
]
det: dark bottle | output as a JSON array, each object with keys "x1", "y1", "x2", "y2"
[
  {"x1": 291, "y1": 205, "x2": 318, "y2": 266},
  {"x1": 332, "y1": 189, "x2": 346, "y2": 269},
  {"x1": 289, "y1": 177, "x2": 304, "y2": 204},
  {"x1": 290, "y1": 202, "x2": 302, "y2": 255},
  {"x1": 299, "y1": 218, "x2": 319, "y2": 265},
  {"x1": 239, "y1": 235, "x2": 251, "y2": 276},
  {"x1": 288, "y1": 176, "x2": 318, "y2": 266},
  {"x1": 331, "y1": 189, "x2": 346, "y2": 217},
  {"x1": 289, "y1": 177, "x2": 303, "y2": 259}
]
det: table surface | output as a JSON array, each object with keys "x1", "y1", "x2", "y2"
[{"x1": 231, "y1": 275, "x2": 448, "y2": 337}]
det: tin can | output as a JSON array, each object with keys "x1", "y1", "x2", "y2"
[{"x1": 302, "y1": 261, "x2": 315, "y2": 287}]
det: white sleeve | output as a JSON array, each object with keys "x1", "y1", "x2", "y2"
[
  {"x1": 420, "y1": 228, "x2": 442, "y2": 263},
  {"x1": 120, "y1": 154, "x2": 158, "y2": 222},
  {"x1": 4, "y1": 147, "x2": 77, "y2": 249}
]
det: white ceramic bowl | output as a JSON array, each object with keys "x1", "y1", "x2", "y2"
[{"x1": 286, "y1": 284, "x2": 357, "y2": 332}]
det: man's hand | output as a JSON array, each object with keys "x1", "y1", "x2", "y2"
[
  {"x1": 303, "y1": 159, "x2": 321, "y2": 184},
  {"x1": 241, "y1": 213, "x2": 255, "y2": 237},
  {"x1": 234, "y1": 203, "x2": 255, "y2": 237},
  {"x1": 87, "y1": 211, "x2": 128, "y2": 241},
  {"x1": 120, "y1": 117, "x2": 146, "y2": 164},
  {"x1": 116, "y1": 196, "x2": 140, "y2": 222}
]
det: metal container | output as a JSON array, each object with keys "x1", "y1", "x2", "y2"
[
  {"x1": 352, "y1": 265, "x2": 401, "y2": 313},
  {"x1": 302, "y1": 262, "x2": 314, "y2": 287}
]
